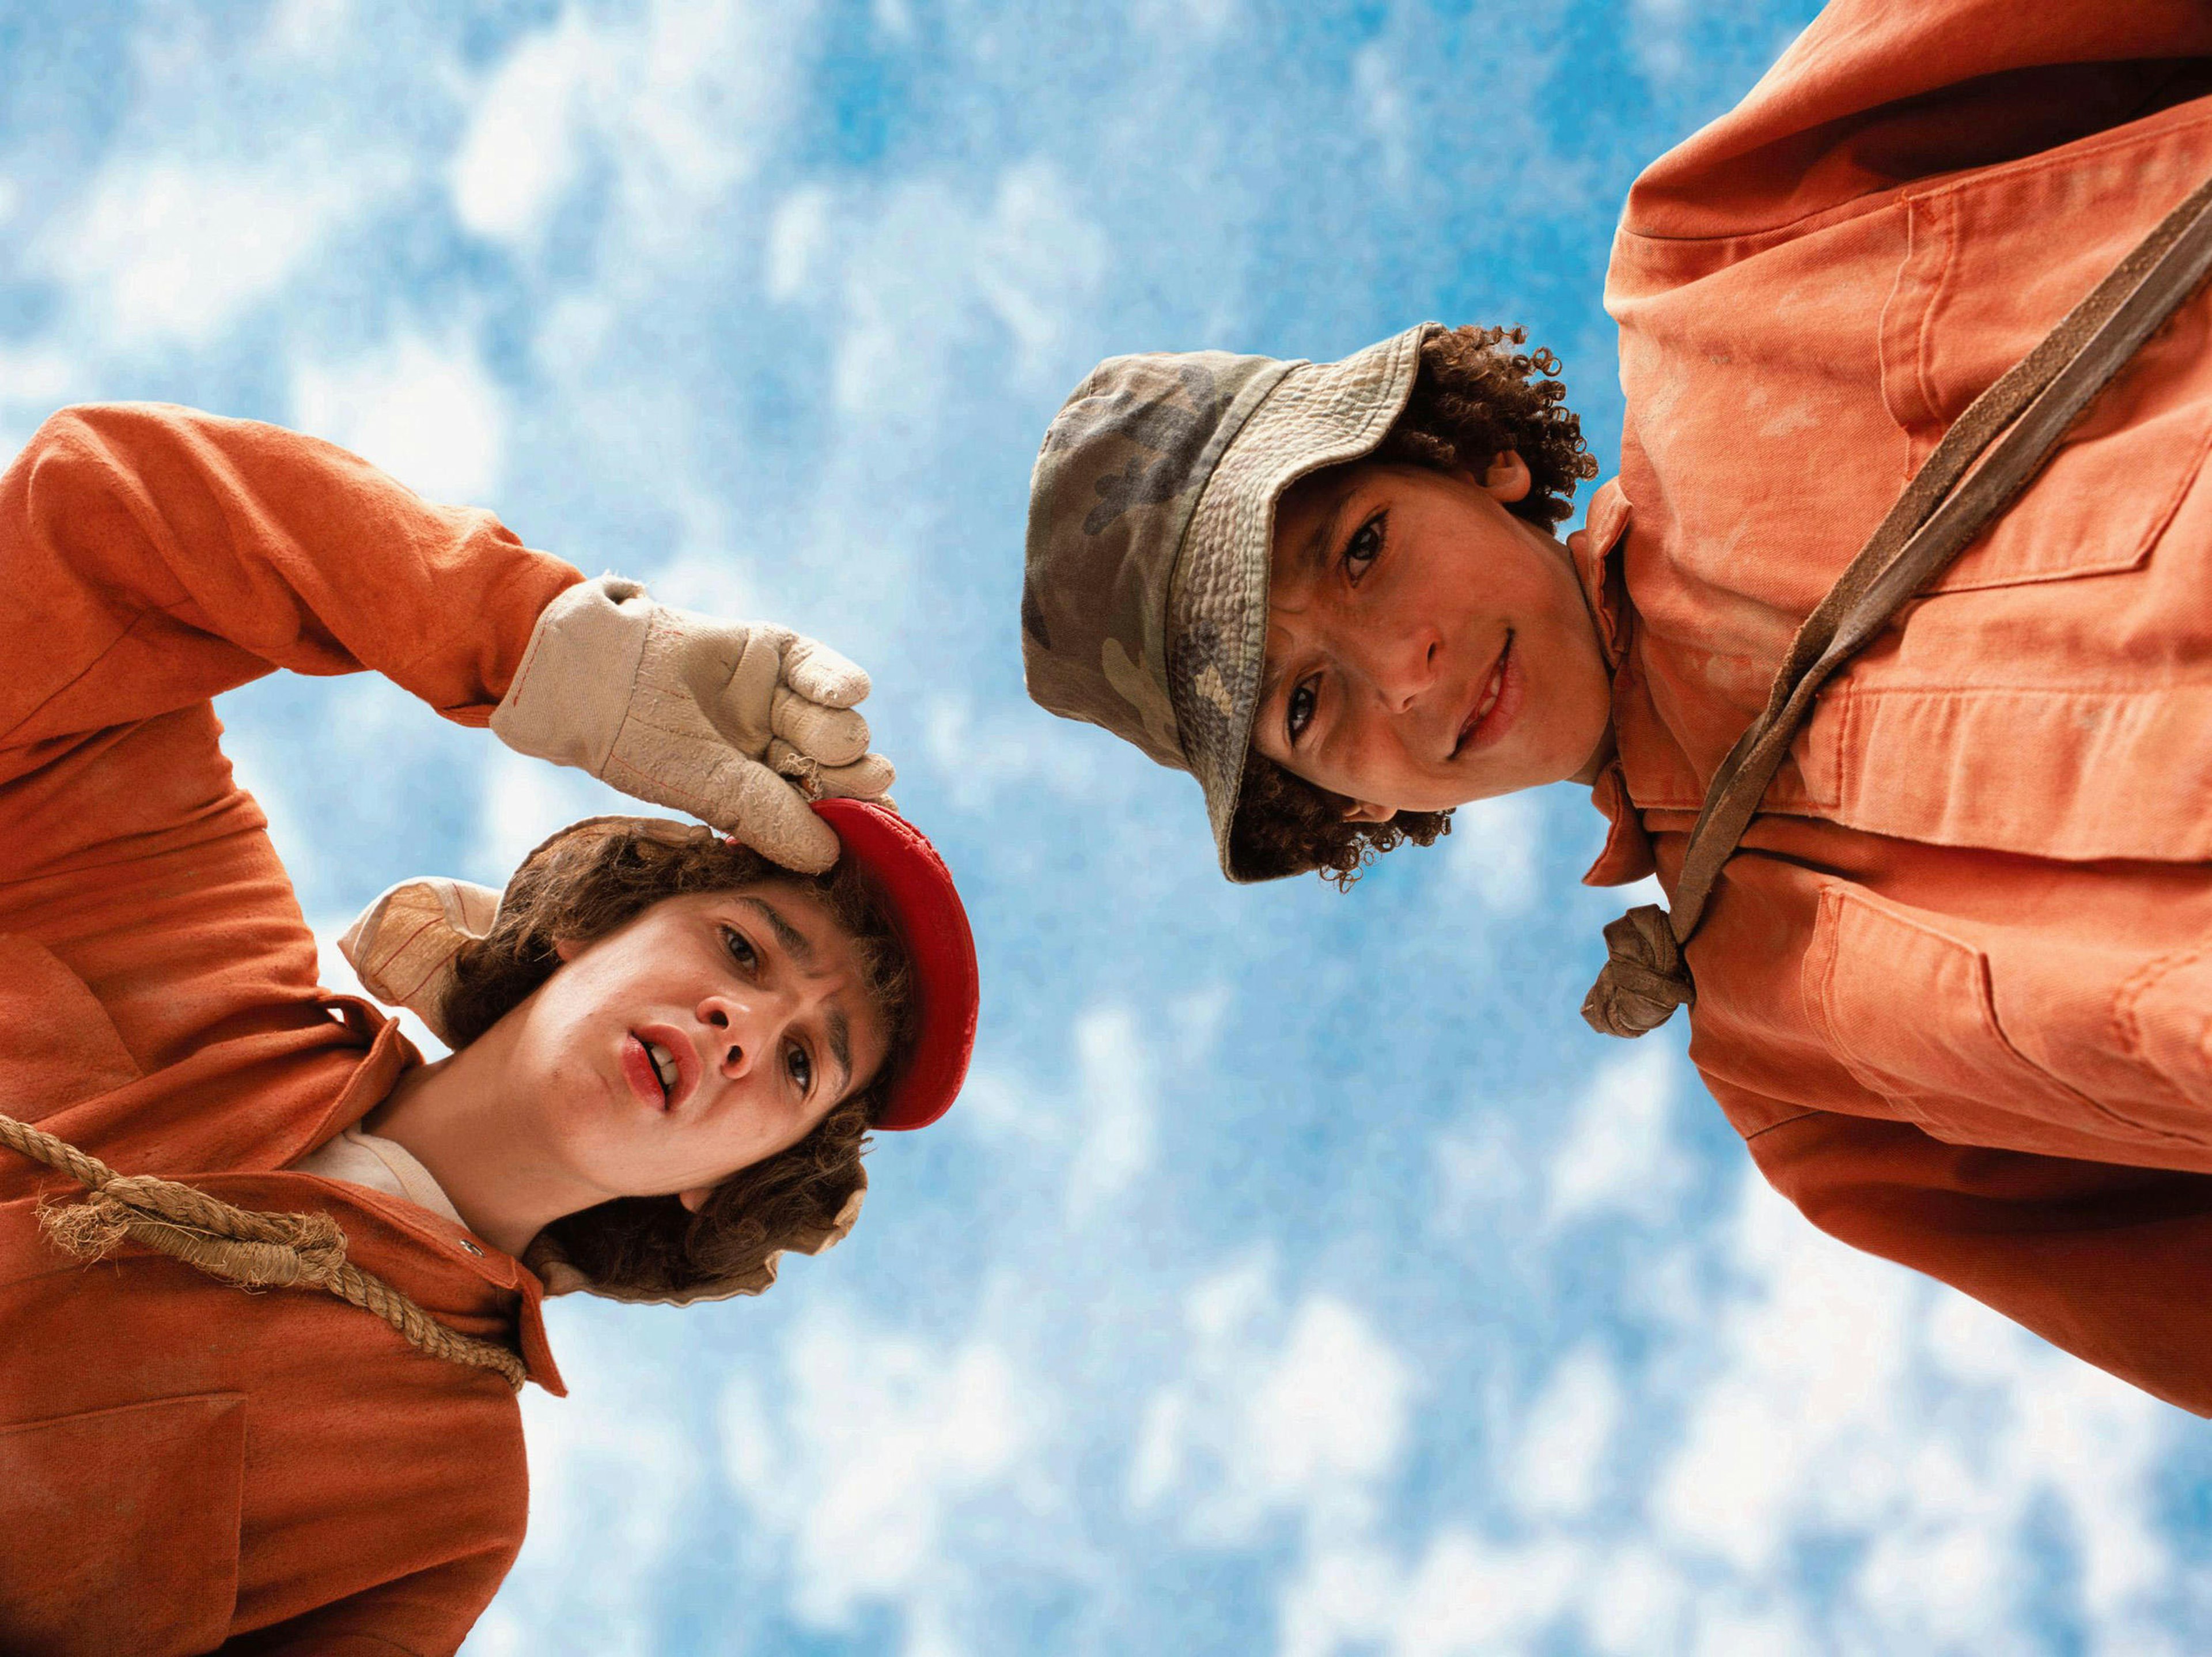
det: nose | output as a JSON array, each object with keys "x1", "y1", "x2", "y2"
[
  {"x1": 1358, "y1": 623, "x2": 1442, "y2": 714},
  {"x1": 701, "y1": 993, "x2": 777, "y2": 1080}
]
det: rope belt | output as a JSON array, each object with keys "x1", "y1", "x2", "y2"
[
  {"x1": 0, "y1": 1111, "x2": 526, "y2": 1391},
  {"x1": 1583, "y1": 164, "x2": 2212, "y2": 1039}
]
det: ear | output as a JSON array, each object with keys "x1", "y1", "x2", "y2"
[
  {"x1": 1480, "y1": 449, "x2": 1533, "y2": 504},
  {"x1": 678, "y1": 1185, "x2": 714, "y2": 1213},
  {"x1": 1341, "y1": 799, "x2": 1395, "y2": 824},
  {"x1": 552, "y1": 936, "x2": 582, "y2": 964}
]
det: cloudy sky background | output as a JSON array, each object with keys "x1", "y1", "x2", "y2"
[{"x1": 7, "y1": 0, "x2": 2212, "y2": 1651}]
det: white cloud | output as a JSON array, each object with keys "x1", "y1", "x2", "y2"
[
  {"x1": 1627, "y1": 0, "x2": 1694, "y2": 84},
  {"x1": 921, "y1": 690, "x2": 1103, "y2": 812},
  {"x1": 717, "y1": 1304, "x2": 1034, "y2": 1630},
  {"x1": 0, "y1": 342, "x2": 89, "y2": 459},
  {"x1": 766, "y1": 183, "x2": 836, "y2": 302},
  {"x1": 462, "y1": 1315, "x2": 704, "y2": 1656},
  {"x1": 258, "y1": 0, "x2": 356, "y2": 63},
  {"x1": 291, "y1": 328, "x2": 509, "y2": 505},
  {"x1": 974, "y1": 158, "x2": 1109, "y2": 385},
  {"x1": 1282, "y1": 1531, "x2": 1585, "y2": 1657},
  {"x1": 471, "y1": 744, "x2": 634, "y2": 886},
  {"x1": 1644, "y1": 1169, "x2": 2180, "y2": 1651},
  {"x1": 1543, "y1": 1042, "x2": 1688, "y2": 1227},
  {"x1": 1251, "y1": 1297, "x2": 1415, "y2": 1519},
  {"x1": 1129, "y1": 1260, "x2": 1415, "y2": 1546},
  {"x1": 828, "y1": 158, "x2": 1110, "y2": 420},
  {"x1": 449, "y1": 10, "x2": 598, "y2": 248},
  {"x1": 1133, "y1": 0, "x2": 1237, "y2": 41},
  {"x1": 1064, "y1": 1003, "x2": 1157, "y2": 1222},
  {"x1": 1442, "y1": 792, "x2": 1543, "y2": 915},
  {"x1": 1353, "y1": 44, "x2": 1410, "y2": 190},
  {"x1": 1509, "y1": 1344, "x2": 1622, "y2": 1521},
  {"x1": 39, "y1": 154, "x2": 385, "y2": 345},
  {"x1": 450, "y1": 0, "x2": 821, "y2": 258}
]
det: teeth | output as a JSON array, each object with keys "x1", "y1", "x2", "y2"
[{"x1": 646, "y1": 1041, "x2": 677, "y2": 1093}]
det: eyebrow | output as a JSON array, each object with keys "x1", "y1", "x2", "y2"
[
  {"x1": 1298, "y1": 487, "x2": 1351, "y2": 579},
  {"x1": 824, "y1": 1004, "x2": 853, "y2": 1096},
  {"x1": 737, "y1": 895, "x2": 815, "y2": 967},
  {"x1": 1257, "y1": 489, "x2": 1353, "y2": 718},
  {"x1": 735, "y1": 895, "x2": 854, "y2": 1095}
]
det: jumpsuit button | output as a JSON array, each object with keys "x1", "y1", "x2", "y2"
[{"x1": 458, "y1": 1239, "x2": 484, "y2": 1257}]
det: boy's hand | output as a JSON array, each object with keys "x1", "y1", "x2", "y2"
[{"x1": 491, "y1": 575, "x2": 896, "y2": 873}]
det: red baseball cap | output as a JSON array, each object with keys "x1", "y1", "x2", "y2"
[{"x1": 809, "y1": 798, "x2": 978, "y2": 1131}]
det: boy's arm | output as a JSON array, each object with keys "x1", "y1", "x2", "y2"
[
  {"x1": 1736, "y1": 1095, "x2": 2212, "y2": 1416},
  {"x1": 1, "y1": 403, "x2": 882, "y2": 875},
  {"x1": 0, "y1": 402, "x2": 582, "y2": 775}
]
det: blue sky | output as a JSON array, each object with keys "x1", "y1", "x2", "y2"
[{"x1": 7, "y1": 0, "x2": 2212, "y2": 1652}]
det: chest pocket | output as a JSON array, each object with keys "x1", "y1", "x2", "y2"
[
  {"x1": 1801, "y1": 884, "x2": 2200, "y2": 1164},
  {"x1": 0, "y1": 1392, "x2": 245, "y2": 1657},
  {"x1": 1889, "y1": 142, "x2": 2212, "y2": 592},
  {"x1": 0, "y1": 935, "x2": 143, "y2": 1134}
]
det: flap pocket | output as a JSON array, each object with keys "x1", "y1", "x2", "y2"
[
  {"x1": 1900, "y1": 153, "x2": 2212, "y2": 592},
  {"x1": 0, "y1": 1393, "x2": 245, "y2": 1657},
  {"x1": 1802, "y1": 884, "x2": 2167, "y2": 1155}
]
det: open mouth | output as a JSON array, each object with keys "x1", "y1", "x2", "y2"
[
  {"x1": 623, "y1": 1032, "x2": 681, "y2": 1110},
  {"x1": 1452, "y1": 632, "x2": 1515, "y2": 758}
]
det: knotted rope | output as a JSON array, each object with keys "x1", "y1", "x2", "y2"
[
  {"x1": 1583, "y1": 164, "x2": 2212, "y2": 1038},
  {"x1": 0, "y1": 1111, "x2": 525, "y2": 1391}
]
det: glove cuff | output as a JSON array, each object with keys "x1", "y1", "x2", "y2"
[
  {"x1": 338, "y1": 877, "x2": 502, "y2": 1048},
  {"x1": 490, "y1": 574, "x2": 653, "y2": 773}
]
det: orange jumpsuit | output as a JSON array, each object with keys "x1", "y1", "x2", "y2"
[
  {"x1": 1586, "y1": 0, "x2": 2212, "y2": 1410},
  {"x1": 0, "y1": 404, "x2": 581, "y2": 1655}
]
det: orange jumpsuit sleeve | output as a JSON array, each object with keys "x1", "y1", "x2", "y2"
[
  {"x1": 0, "y1": 402, "x2": 583, "y2": 791},
  {"x1": 0, "y1": 403, "x2": 584, "y2": 1079},
  {"x1": 1736, "y1": 1095, "x2": 2212, "y2": 1417}
]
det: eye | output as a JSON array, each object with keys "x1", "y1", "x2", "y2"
[
  {"x1": 719, "y1": 925, "x2": 758, "y2": 971},
  {"x1": 1343, "y1": 512, "x2": 1385, "y2": 582},
  {"x1": 786, "y1": 1043, "x2": 814, "y2": 1096},
  {"x1": 1286, "y1": 677, "x2": 1319, "y2": 744}
]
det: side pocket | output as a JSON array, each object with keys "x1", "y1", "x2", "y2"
[
  {"x1": 0, "y1": 1393, "x2": 245, "y2": 1657},
  {"x1": 1801, "y1": 884, "x2": 2166, "y2": 1155}
]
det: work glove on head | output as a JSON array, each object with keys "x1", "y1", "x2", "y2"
[
  {"x1": 337, "y1": 876, "x2": 501, "y2": 1049},
  {"x1": 490, "y1": 575, "x2": 895, "y2": 873}
]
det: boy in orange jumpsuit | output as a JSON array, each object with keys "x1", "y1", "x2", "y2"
[
  {"x1": 0, "y1": 403, "x2": 979, "y2": 1654},
  {"x1": 1021, "y1": 0, "x2": 2212, "y2": 1410}
]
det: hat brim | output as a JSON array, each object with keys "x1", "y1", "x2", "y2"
[
  {"x1": 1164, "y1": 323, "x2": 1434, "y2": 880},
  {"x1": 811, "y1": 797, "x2": 978, "y2": 1130}
]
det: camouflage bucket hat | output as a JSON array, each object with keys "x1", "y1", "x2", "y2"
[{"x1": 1021, "y1": 323, "x2": 1433, "y2": 879}]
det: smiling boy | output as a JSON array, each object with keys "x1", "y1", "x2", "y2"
[{"x1": 1022, "y1": 0, "x2": 2212, "y2": 1412}]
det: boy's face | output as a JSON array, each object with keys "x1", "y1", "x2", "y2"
[
  {"x1": 506, "y1": 885, "x2": 889, "y2": 1211},
  {"x1": 1253, "y1": 456, "x2": 1614, "y2": 816}
]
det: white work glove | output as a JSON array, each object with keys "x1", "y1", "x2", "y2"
[
  {"x1": 338, "y1": 876, "x2": 502, "y2": 1048},
  {"x1": 490, "y1": 576, "x2": 895, "y2": 873}
]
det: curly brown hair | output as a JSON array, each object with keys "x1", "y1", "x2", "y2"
[
  {"x1": 441, "y1": 816, "x2": 916, "y2": 1306},
  {"x1": 1228, "y1": 323, "x2": 1599, "y2": 888}
]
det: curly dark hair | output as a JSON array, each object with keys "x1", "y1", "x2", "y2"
[
  {"x1": 441, "y1": 816, "x2": 916, "y2": 1305},
  {"x1": 1228, "y1": 323, "x2": 1598, "y2": 888}
]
